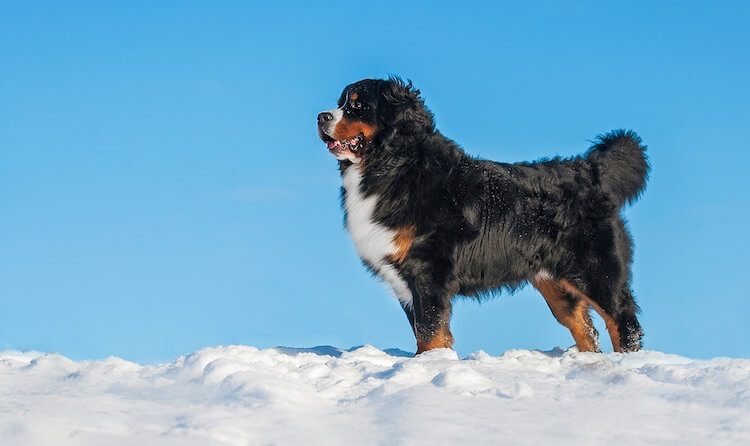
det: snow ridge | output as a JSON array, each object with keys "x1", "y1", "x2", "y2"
[{"x1": 1, "y1": 346, "x2": 749, "y2": 445}]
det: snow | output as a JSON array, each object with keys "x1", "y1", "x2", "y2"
[{"x1": 1, "y1": 346, "x2": 749, "y2": 445}]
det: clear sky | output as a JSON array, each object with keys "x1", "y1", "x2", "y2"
[{"x1": 1, "y1": 1, "x2": 748, "y2": 362}]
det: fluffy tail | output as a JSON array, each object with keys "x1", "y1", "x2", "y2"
[{"x1": 586, "y1": 129, "x2": 650, "y2": 207}]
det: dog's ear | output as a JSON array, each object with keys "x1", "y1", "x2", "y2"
[{"x1": 378, "y1": 77, "x2": 434, "y2": 134}]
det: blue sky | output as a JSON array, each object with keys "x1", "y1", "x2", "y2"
[{"x1": 1, "y1": 1, "x2": 748, "y2": 362}]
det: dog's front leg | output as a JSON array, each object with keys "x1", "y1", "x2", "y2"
[{"x1": 409, "y1": 279, "x2": 454, "y2": 355}]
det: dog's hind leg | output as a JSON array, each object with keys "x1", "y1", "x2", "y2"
[
  {"x1": 559, "y1": 279, "x2": 643, "y2": 352},
  {"x1": 608, "y1": 286, "x2": 643, "y2": 352},
  {"x1": 556, "y1": 216, "x2": 644, "y2": 352},
  {"x1": 532, "y1": 275, "x2": 600, "y2": 352}
]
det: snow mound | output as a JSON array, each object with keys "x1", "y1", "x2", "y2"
[{"x1": 1, "y1": 346, "x2": 749, "y2": 445}]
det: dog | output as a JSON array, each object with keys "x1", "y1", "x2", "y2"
[{"x1": 317, "y1": 77, "x2": 649, "y2": 354}]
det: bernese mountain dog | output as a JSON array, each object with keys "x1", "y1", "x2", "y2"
[{"x1": 317, "y1": 77, "x2": 649, "y2": 354}]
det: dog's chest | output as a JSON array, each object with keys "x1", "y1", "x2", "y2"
[
  {"x1": 341, "y1": 166, "x2": 413, "y2": 306},
  {"x1": 342, "y1": 166, "x2": 397, "y2": 265}
]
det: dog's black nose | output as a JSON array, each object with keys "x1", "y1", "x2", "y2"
[{"x1": 317, "y1": 112, "x2": 333, "y2": 125}]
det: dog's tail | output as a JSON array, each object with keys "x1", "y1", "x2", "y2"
[{"x1": 586, "y1": 129, "x2": 650, "y2": 207}]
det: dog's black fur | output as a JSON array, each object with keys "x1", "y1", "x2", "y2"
[{"x1": 317, "y1": 77, "x2": 649, "y2": 354}]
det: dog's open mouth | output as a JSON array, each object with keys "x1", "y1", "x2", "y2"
[{"x1": 321, "y1": 132, "x2": 364, "y2": 153}]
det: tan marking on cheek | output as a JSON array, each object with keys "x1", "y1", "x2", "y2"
[
  {"x1": 333, "y1": 117, "x2": 377, "y2": 141},
  {"x1": 389, "y1": 225, "x2": 416, "y2": 264}
]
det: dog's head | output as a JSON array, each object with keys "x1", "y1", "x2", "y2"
[{"x1": 317, "y1": 77, "x2": 434, "y2": 163}]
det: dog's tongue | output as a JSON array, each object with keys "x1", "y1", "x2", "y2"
[{"x1": 326, "y1": 140, "x2": 340, "y2": 150}]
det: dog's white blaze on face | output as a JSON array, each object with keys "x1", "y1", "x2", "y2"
[
  {"x1": 325, "y1": 108, "x2": 343, "y2": 129},
  {"x1": 342, "y1": 165, "x2": 413, "y2": 307}
]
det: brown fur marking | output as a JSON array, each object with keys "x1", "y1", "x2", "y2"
[
  {"x1": 533, "y1": 277, "x2": 599, "y2": 352},
  {"x1": 390, "y1": 225, "x2": 416, "y2": 263},
  {"x1": 333, "y1": 118, "x2": 377, "y2": 141},
  {"x1": 559, "y1": 279, "x2": 623, "y2": 352},
  {"x1": 416, "y1": 327, "x2": 454, "y2": 354}
]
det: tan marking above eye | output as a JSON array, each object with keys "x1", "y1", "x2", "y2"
[{"x1": 350, "y1": 92, "x2": 359, "y2": 101}]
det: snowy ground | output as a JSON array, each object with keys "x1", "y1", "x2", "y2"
[{"x1": 1, "y1": 346, "x2": 749, "y2": 446}]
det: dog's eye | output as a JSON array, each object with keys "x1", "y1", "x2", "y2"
[{"x1": 350, "y1": 101, "x2": 362, "y2": 110}]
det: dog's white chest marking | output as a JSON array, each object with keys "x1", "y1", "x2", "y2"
[{"x1": 342, "y1": 166, "x2": 413, "y2": 307}]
